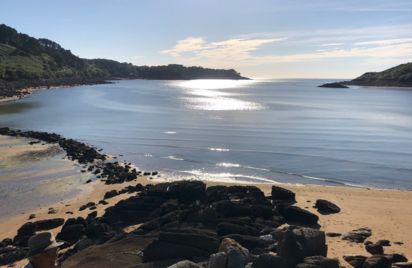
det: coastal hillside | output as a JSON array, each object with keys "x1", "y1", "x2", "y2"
[
  {"x1": 0, "y1": 24, "x2": 246, "y2": 99},
  {"x1": 348, "y1": 62, "x2": 412, "y2": 87}
]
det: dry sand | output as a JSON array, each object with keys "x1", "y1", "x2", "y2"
[{"x1": 1, "y1": 136, "x2": 411, "y2": 267}]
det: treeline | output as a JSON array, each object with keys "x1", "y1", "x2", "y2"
[{"x1": 0, "y1": 24, "x2": 246, "y2": 97}]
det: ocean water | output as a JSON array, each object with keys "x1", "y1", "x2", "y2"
[{"x1": 1, "y1": 79, "x2": 412, "y2": 189}]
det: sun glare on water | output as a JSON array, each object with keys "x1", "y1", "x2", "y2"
[{"x1": 171, "y1": 79, "x2": 264, "y2": 111}]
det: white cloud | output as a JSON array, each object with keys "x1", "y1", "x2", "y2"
[
  {"x1": 320, "y1": 43, "x2": 344, "y2": 47},
  {"x1": 162, "y1": 37, "x2": 285, "y2": 60}
]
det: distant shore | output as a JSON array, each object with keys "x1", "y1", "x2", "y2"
[{"x1": 0, "y1": 131, "x2": 411, "y2": 267}]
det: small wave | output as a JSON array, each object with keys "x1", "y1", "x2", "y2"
[
  {"x1": 144, "y1": 153, "x2": 153, "y2": 157},
  {"x1": 209, "y1": 147, "x2": 230, "y2": 152},
  {"x1": 162, "y1": 155, "x2": 184, "y2": 161},
  {"x1": 216, "y1": 162, "x2": 240, "y2": 167},
  {"x1": 181, "y1": 169, "x2": 279, "y2": 184},
  {"x1": 164, "y1": 131, "x2": 176, "y2": 134}
]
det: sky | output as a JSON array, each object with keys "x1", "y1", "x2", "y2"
[{"x1": 1, "y1": 0, "x2": 412, "y2": 78}]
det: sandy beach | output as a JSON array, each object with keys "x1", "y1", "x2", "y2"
[{"x1": 0, "y1": 135, "x2": 411, "y2": 267}]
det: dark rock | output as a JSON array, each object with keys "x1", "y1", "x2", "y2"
[
  {"x1": 279, "y1": 205, "x2": 319, "y2": 226},
  {"x1": 318, "y1": 82, "x2": 348, "y2": 88},
  {"x1": 253, "y1": 253, "x2": 285, "y2": 268},
  {"x1": 28, "y1": 214, "x2": 36, "y2": 219},
  {"x1": 297, "y1": 256, "x2": 339, "y2": 268},
  {"x1": 98, "y1": 200, "x2": 109, "y2": 205},
  {"x1": 271, "y1": 185, "x2": 296, "y2": 203},
  {"x1": 224, "y1": 234, "x2": 269, "y2": 253},
  {"x1": 86, "y1": 179, "x2": 92, "y2": 183},
  {"x1": 384, "y1": 254, "x2": 408, "y2": 264},
  {"x1": 86, "y1": 211, "x2": 97, "y2": 222},
  {"x1": 363, "y1": 255, "x2": 391, "y2": 268},
  {"x1": 213, "y1": 200, "x2": 251, "y2": 218},
  {"x1": 217, "y1": 222, "x2": 260, "y2": 236},
  {"x1": 33, "y1": 218, "x2": 64, "y2": 231},
  {"x1": 0, "y1": 248, "x2": 29, "y2": 266},
  {"x1": 326, "y1": 232, "x2": 341, "y2": 237},
  {"x1": 158, "y1": 230, "x2": 219, "y2": 255},
  {"x1": 314, "y1": 199, "x2": 341, "y2": 214},
  {"x1": 104, "y1": 190, "x2": 119, "y2": 199},
  {"x1": 343, "y1": 255, "x2": 367, "y2": 268},
  {"x1": 56, "y1": 224, "x2": 86, "y2": 244},
  {"x1": 146, "y1": 180, "x2": 206, "y2": 203},
  {"x1": 278, "y1": 227, "x2": 327, "y2": 268},
  {"x1": 85, "y1": 222, "x2": 117, "y2": 242},
  {"x1": 366, "y1": 244, "x2": 384, "y2": 255},
  {"x1": 79, "y1": 202, "x2": 96, "y2": 211},
  {"x1": 219, "y1": 238, "x2": 250, "y2": 268},
  {"x1": 376, "y1": 240, "x2": 391, "y2": 247},
  {"x1": 13, "y1": 222, "x2": 36, "y2": 247},
  {"x1": 142, "y1": 240, "x2": 210, "y2": 262},
  {"x1": 394, "y1": 241, "x2": 404, "y2": 245},
  {"x1": 208, "y1": 252, "x2": 227, "y2": 268},
  {"x1": 342, "y1": 228, "x2": 372, "y2": 243},
  {"x1": 168, "y1": 260, "x2": 202, "y2": 268},
  {"x1": 392, "y1": 263, "x2": 412, "y2": 268}
]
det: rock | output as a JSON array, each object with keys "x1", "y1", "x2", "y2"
[
  {"x1": 253, "y1": 253, "x2": 285, "y2": 268},
  {"x1": 217, "y1": 222, "x2": 260, "y2": 236},
  {"x1": 28, "y1": 214, "x2": 36, "y2": 219},
  {"x1": 318, "y1": 82, "x2": 348, "y2": 88},
  {"x1": 104, "y1": 190, "x2": 119, "y2": 199},
  {"x1": 393, "y1": 242, "x2": 403, "y2": 245},
  {"x1": 343, "y1": 255, "x2": 367, "y2": 268},
  {"x1": 342, "y1": 228, "x2": 372, "y2": 243},
  {"x1": 142, "y1": 240, "x2": 210, "y2": 262},
  {"x1": 363, "y1": 255, "x2": 391, "y2": 268},
  {"x1": 278, "y1": 205, "x2": 319, "y2": 226},
  {"x1": 392, "y1": 263, "x2": 412, "y2": 268},
  {"x1": 366, "y1": 244, "x2": 384, "y2": 255},
  {"x1": 86, "y1": 211, "x2": 97, "y2": 222},
  {"x1": 384, "y1": 254, "x2": 408, "y2": 264},
  {"x1": 326, "y1": 232, "x2": 341, "y2": 237},
  {"x1": 314, "y1": 199, "x2": 341, "y2": 214},
  {"x1": 13, "y1": 222, "x2": 36, "y2": 247},
  {"x1": 79, "y1": 202, "x2": 96, "y2": 211},
  {"x1": 224, "y1": 234, "x2": 269, "y2": 253},
  {"x1": 297, "y1": 256, "x2": 339, "y2": 268},
  {"x1": 33, "y1": 218, "x2": 64, "y2": 231},
  {"x1": 98, "y1": 200, "x2": 109, "y2": 205},
  {"x1": 158, "y1": 230, "x2": 219, "y2": 255},
  {"x1": 56, "y1": 224, "x2": 86, "y2": 244},
  {"x1": 278, "y1": 227, "x2": 327, "y2": 268},
  {"x1": 168, "y1": 260, "x2": 202, "y2": 268},
  {"x1": 146, "y1": 180, "x2": 207, "y2": 203},
  {"x1": 0, "y1": 248, "x2": 29, "y2": 266},
  {"x1": 48, "y1": 208, "x2": 57, "y2": 214},
  {"x1": 213, "y1": 200, "x2": 251, "y2": 218},
  {"x1": 271, "y1": 185, "x2": 296, "y2": 203},
  {"x1": 86, "y1": 179, "x2": 92, "y2": 183},
  {"x1": 219, "y1": 238, "x2": 249, "y2": 268},
  {"x1": 376, "y1": 240, "x2": 391, "y2": 247},
  {"x1": 208, "y1": 252, "x2": 227, "y2": 268},
  {"x1": 85, "y1": 222, "x2": 116, "y2": 242}
]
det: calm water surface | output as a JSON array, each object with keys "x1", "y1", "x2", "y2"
[{"x1": 1, "y1": 79, "x2": 412, "y2": 189}]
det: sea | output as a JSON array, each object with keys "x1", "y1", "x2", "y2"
[{"x1": 1, "y1": 79, "x2": 412, "y2": 200}]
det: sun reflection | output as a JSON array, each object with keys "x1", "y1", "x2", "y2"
[{"x1": 171, "y1": 79, "x2": 264, "y2": 111}]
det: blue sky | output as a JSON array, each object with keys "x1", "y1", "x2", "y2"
[{"x1": 1, "y1": 0, "x2": 412, "y2": 78}]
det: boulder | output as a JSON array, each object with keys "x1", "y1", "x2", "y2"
[
  {"x1": 376, "y1": 240, "x2": 391, "y2": 247},
  {"x1": 392, "y1": 263, "x2": 412, "y2": 268},
  {"x1": 13, "y1": 222, "x2": 36, "y2": 247},
  {"x1": 384, "y1": 254, "x2": 408, "y2": 264},
  {"x1": 343, "y1": 255, "x2": 367, "y2": 268},
  {"x1": 0, "y1": 248, "x2": 29, "y2": 266},
  {"x1": 314, "y1": 199, "x2": 341, "y2": 214},
  {"x1": 366, "y1": 244, "x2": 384, "y2": 255},
  {"x1": 208, "y1": 252, "x2": 227, "y2": 268},
  {"x1": 33, "y1": 218, "x2": 64, "y2": 231},
  {"x1": 278, "y1": 206, "x2": 319, "y2": 226},
  {"x1": 168, "y1": 260, "x2": 203, "y2": 268},
  {"x1": 297, "y1": 256, "x2": 339, "y2": 268},
  {"x1": 159, "y1": 230, "x2": 219, "y2": 255},
  {"x1": 278, "y1": 227, "x2": 327, "y2": 268},
  {"x1": 213, "y1": 200, "x2": 251, "y2": 218},
  {"x1": 103, "y1": 190, "x2": 119, "y2": 199},
  {"x1": 224, "y1": 234, "x2": 269, "y2": 252},
  {"x1": 219, "y1": 238, "x2": 249, "y2": 268},
  {"x1": 142, "y1": 240, "x2": 210, "y2": 262},
  {"x1": 271, "y1": 185, "x2": 296, "y2": 203},
  {"x1": 146, "y1": 181, "x2": 206, "y2": 203},
  {"x1": 56, "y1": 224, "x2": 86, "y2": 244},
  {"x1": 253, "y1": 253, "x2": 285, "y2": 268},
  {"x1": 217, "y1": 222, "x2": 260, "y2": 236},
  {"x1": 342, "y1": 228, "x2": 372, "y2": 243},
  {"x1": 363, "y1": 255, "x2": 391, "y2": 268}
]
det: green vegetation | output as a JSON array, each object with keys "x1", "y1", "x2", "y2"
[
  {"x1": 349, "y1": 62, "x2": 412, "y2": 87},
  {"x1": 0, "y1": 24, "x2": 246, "y2": 99}
]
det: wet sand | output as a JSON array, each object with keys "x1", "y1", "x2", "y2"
[{"x1": 1, "y1": 136, "x2": 411, "y2": 267}]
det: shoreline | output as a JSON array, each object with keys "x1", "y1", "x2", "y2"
[{"x1": 0, "y1": 130, "x2": 411, "y2": 267}]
